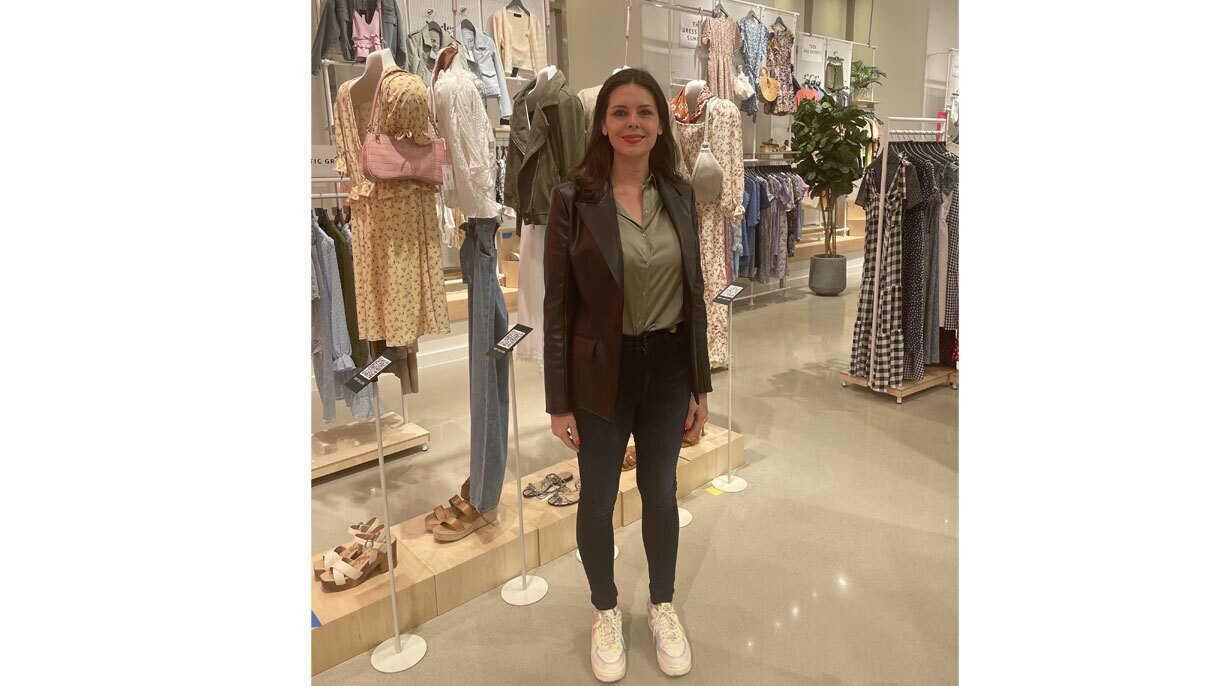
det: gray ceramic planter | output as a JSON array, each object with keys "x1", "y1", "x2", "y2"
[{"x1": 808, "y1": 254, "x2": 847, "y2": 296}]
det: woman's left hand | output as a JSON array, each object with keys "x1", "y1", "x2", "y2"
[{"x1": 683, "y1": 393, "x2": 708, "y2": 443}]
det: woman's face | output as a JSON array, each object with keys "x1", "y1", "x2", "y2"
[{"x1": 601, "y1": 83, "x2": 660, "y2": 163}]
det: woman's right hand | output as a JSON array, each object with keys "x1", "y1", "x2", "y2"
[{"x1": 550, "y1": 413, "x2": 581, "y2": 452}]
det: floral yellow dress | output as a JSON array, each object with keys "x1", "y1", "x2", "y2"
[
  {"x1": 670, "y1": 94, "x2": 744, "y2": 369},
  {"x1": 333, "y1": 70, "x2": 450, "y2": 347}
]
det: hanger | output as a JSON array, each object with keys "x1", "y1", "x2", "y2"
[
  {"x1": 712, "y1": 2, "x2": 727, "y2": 17},
  {"x1": 772, "y1": 15, "x2": 787, "y2": 30},
  {"x1": 506, "y1": 0, "x2": 528, "y2": 15}
]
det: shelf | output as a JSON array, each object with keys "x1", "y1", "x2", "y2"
[{"x1": 311, "y1": 413, "x2": 430, "y2": 480}]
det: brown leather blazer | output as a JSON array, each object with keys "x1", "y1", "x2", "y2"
[{"x1": 543, "y1": 177, "x2": 714, "y2": 421}]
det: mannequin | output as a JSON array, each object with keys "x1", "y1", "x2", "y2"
[
  {"x1": 427, "y1": 45, "x2": 513, "y2": 543},
  {"x1": 351, "y1": 48, "x2": 394, "y2": 107},
  {"x1": 684, "y1": 79, "x2": 707, "y2": 112},
  {"x1": 524, "y1": 64, "x2": 557, "y2": 111}
]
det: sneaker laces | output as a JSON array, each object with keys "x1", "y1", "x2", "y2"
[
  {"x1": 596, "y1": 610, "x2": 622, "y2": 650},
  {"x1": 653, "y1": 603, "x2": 683, "y2": 644}
]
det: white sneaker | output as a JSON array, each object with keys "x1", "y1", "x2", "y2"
[
  {"x1": 648, "y1": 602, "x2": 692, "y2": 676},
  {"x1": 591, "y1": 607, "x2": 627, "y2": 682}
]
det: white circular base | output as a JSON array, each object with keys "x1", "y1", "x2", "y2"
[
  {"x1": 712, "y1": 475, "x2": 748, "y2": 493},
  {"x1": 577, "y1": 544, "x2": 619, "y2": 562},
  {"x1": 370, "y1": 633, "x2": 427, "y2": 673},
  {"x1": 678, "y1": 507, "x2": 693, "y2": 527},
  {"x1": 500, "y1": 574, "x2": 548, "y2": 606}
]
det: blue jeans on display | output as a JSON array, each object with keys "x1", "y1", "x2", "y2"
[
  {"x1": 460, "y1": 217, "x2": 509, "y2": 514},
  {"x1": 573, "y1": 325, "x2": 692, "y2": 611}
]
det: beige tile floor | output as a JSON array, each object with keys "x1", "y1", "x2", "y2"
[{"x1": 311, "y1": 273, "x2": 958, "y2": 685}]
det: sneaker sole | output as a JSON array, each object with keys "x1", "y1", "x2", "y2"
[
  {"x1": 592, "y1": 656, "x2": 627, "y2": 683},
  {"x1": 659, "y1": 656, "x2": 692, "y2": 677}
]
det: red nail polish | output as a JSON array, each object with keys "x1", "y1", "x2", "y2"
[
  {"x1": 575, "y1": 439, "x2": 581, "y2": 446},
  {"x1": 685, "y1": 422, "x2": 692, "y2": 429}
]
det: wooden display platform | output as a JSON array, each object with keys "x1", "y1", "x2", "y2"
[
  {"x1": 839, "y1": 366, "x2": 956, "y2": 404},
  {"x1": 311, "y1": 423, "x2": 744, "y2": 674},
  {"x1": 310, "y1": 542, "x2": 438, "y2": 675},
  {"x1": 620, "y1": 424, "x2": 744, "y2": 525},
  {"x1": 395, "y1": 504, "x2": 537, "y2": 616},
  {"x1": 501, "y1": 459, "x2": 621, "y2": 565},
  {"x1": 311, "y1": 413, "x2": 430, "y2": 480}
]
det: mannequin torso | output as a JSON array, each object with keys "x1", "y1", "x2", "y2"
[{"x1": 351, "y1": 49, "x2": 394, "y2": 107}]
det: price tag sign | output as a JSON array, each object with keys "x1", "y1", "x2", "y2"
[
  {"x1": 487, "y1": 324, "x2": 534, "y2": 360},
  {"x1": 713, "y1": 284, "x2": 745, "y2": 305},
  {"x1": 344, "y1": 347, "x2": 400, "y2": 393}
]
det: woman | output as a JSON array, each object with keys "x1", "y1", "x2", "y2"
[{"x1": 543, "y1": 68, "x2": 713, "y2": 682}]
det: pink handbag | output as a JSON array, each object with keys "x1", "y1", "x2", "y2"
[{"x1": 360, "y1": 69, "x2": 452, "y2": 185}]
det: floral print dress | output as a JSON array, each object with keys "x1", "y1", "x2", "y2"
[
  {"x1": 736, "y1": 16, "x2": 771, "y2": 122},
  {"x1": 333, "y1": 70, "x2": 451, "y2": 347},
  {"x1": 699, "y1": 14, "x2": 740, "y2": 101},
  {"x1": 671, "y1": 96, "x2": 744, "y2": 369},
  {"x1": 763, "y1": 23, "x2": 796, "y2": 115}
]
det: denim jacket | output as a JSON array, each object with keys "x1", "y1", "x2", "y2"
[
  {"x1": 311, "y1": 0, "x2": 407, "y2": 75},
  {"x1": 456, "y1": 19, "x2": 513, "y2": 117}
]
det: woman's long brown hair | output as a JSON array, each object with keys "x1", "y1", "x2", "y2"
[{"x1": 566, "y1": 68, "x2": 683, "y2": 200}]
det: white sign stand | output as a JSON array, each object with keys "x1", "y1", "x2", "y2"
[
  {"x1": 496, "y1": 329, "x2": 549, "y2": 606},
  {"x1": 710, "y1": 287, "x2": 747, "y2": 493},
  {"x1": 357, "y1": 346, "x2": 426, "y2": 673}
]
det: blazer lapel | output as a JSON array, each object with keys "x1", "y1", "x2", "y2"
[
  {"x1": 576, "y1": 185, "x2": 623, "y2": 291},
  {"x1": 656, "y1": 177, "x2": 698, "y2": 284}
]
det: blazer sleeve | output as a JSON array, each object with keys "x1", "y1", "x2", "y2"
[
  {"x1": 688, "y1": 189, "x2": 714, "y2": 397},
  {"x1": 543, "y1": 186, "x2": 578, "y2": 414}
]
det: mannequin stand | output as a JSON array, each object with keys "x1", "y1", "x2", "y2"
[{"x1": 678, "y1": 507, "x2": 693, "y2": 527}]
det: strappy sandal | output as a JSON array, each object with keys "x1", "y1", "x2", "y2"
[
  {"x1": 547, "y1": 481, "x2": 581, "y2": 507},
  {"x1": 318, "y1": 528, "x2": 392, "y2": 592},
  {"x1": 432, "y1": 494, "x2": 499, "y2": 543},
  {"x1": 622, "y1": 446, "x2": 637, "y2": 472},
  {"x1": 313, "y1": 544, "x2": 351, "y2": 581},
  {"x1": 523, "y1": 471, "x2": 574, "y2": 499},
  {"x1": 425, "y1": 479, "x2": 471, "y2": 532}
]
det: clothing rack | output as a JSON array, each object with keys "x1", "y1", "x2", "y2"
[{"x1": 841, "y1": 115, "x2": 956, "y2": 403}]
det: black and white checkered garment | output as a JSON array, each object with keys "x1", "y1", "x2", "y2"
[
  {"x1": 901, "y1": 155, "x2": 937, "y2": 381},
  {"x1": 851, "y1": 155, "x2": 913, "y2": 391},
  {"x1": 944, "y1": 184, "x2": 959, "y2": 330}
]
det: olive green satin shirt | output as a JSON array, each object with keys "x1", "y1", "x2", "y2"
[{"x1": 615, "y1": 176, "x2": 685, "y2": 336}]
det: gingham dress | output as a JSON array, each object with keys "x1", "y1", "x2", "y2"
[{"x1": 851, "y1": 154, "x2": 916, "y2": 391}]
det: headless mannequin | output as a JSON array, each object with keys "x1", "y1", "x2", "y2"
[
  {"x1": 685, "y1": 79, "x2": 707, "y2": 116},
  {"x1": 523, "y1": 64, "x2": 557, "y2": 113},
  {"x1": 350, "y1": 48, "x2": 394, "y2": 108}
]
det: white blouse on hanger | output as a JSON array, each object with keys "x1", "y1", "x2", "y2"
[{"x1": 431, "y1": 68, "x2": 506, "y2": 220}]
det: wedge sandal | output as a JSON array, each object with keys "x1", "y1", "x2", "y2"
[
  {"x1": 425, "y1": 479, "x2": 472, "y2": 532},
  {"x1": 318, "y1": 529, "x2": 393, "y2": 592},
  {"x1": 432, "y1": 495, "x2": 499, "y2": 543}
]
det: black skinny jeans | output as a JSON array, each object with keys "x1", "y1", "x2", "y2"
[{"x1": 573, "y1": 325, "x2": 692, "y2": 611}]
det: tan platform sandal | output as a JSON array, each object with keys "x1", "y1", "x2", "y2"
[
  {"x1": 432, "y1": 495, "x2": 499, "y2": 543},
  {"x1": 318, "y1": 529, "x2": 393, "y2": 592},
  {"x1": 622, "y1": 446, "x2": 637, "y2": 472},
  {"x1": 425, "y1": 480, "x2": 472, "y2": 532}
]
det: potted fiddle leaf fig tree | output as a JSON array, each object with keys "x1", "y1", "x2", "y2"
[{"x1": 792, "y1": 96, "x2": 871, "y2": 296}]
